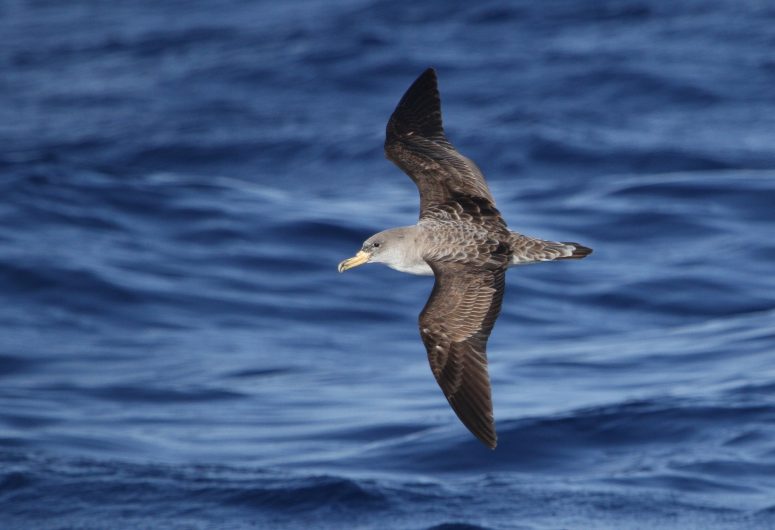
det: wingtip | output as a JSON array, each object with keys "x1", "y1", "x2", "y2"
[
  {"x1": 405, "y1": 67, "x2": 439, "y2": 100},
  {"x1": 386, "y1": 67, "x2": 445, "y2": 142},
  {"x1": 421, "y1": 68, "x2": 440, "y2": 93},
  {"x1": 481, "y1": 430, "x2": 497, "y2": 450},
  {"x1": 470, "y1": 419, "x2": 498, "y2": 449}
]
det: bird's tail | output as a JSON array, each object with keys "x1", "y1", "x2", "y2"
[
  {"x1": 557, "y1": 241, "x2": 593, "y2": 260},
  {"x1": 508, "y1": 232, "x2": 592, "y2": 265}
]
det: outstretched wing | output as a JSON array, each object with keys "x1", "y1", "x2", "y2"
[
  {"x1": 385, "y1": 68, "x2": 496, "y2": 216},
  {"x1": 419, "y1": 262, "x2": 506, "y2": 448}
]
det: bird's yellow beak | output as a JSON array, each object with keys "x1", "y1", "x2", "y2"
[{"x1": 338, "y1": 250, "x2": 371, "y2": 273}]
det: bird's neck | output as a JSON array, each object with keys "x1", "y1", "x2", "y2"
[{"x1": 382, "y1": 226, "x2": 434, "y2": 276}]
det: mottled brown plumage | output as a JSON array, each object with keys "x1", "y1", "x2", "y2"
[
  {"x1": 419, "y1": 264, "x2": 506, "y2": 448},
  {"x1": 338, "y1": 68, "x2": 592, "y2": 448}
]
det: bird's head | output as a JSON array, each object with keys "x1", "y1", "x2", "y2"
[{"x1": 337, "y1": 229, "x2": 409, "y2": 272}]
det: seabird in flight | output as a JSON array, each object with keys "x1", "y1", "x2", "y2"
[{"x1": 338, "y1": 68, "x2": 592, "y2": 448}]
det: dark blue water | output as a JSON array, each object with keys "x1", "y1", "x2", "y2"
[{"x1": 2, "y1": 1, "x2": 775, "y2": 528}]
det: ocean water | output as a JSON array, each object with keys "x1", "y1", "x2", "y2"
[{"x1": 2, "y1": 1, "x2": 775, "y2": 528}]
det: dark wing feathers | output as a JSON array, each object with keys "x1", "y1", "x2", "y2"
[
  {"x1": 385, "y1": 68, "x2": 496, "y2": 214},
  {"x1": 419, "y1": 264, "x2": 506, "y2": 449},
  {"x1": 385, "y1": 68, "x2": 450, "y2": 147},
  {"x1": 388, "y1": 69, "x2": 513, "y2": 448}
]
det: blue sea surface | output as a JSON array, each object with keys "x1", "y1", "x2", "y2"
[{"x1": 2, "y1": 1, "x2": 775, "y2": 528}]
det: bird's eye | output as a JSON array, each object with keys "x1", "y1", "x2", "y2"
[{"x1": 373, "y1": 242, "x2": 381, "y2": 248}]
